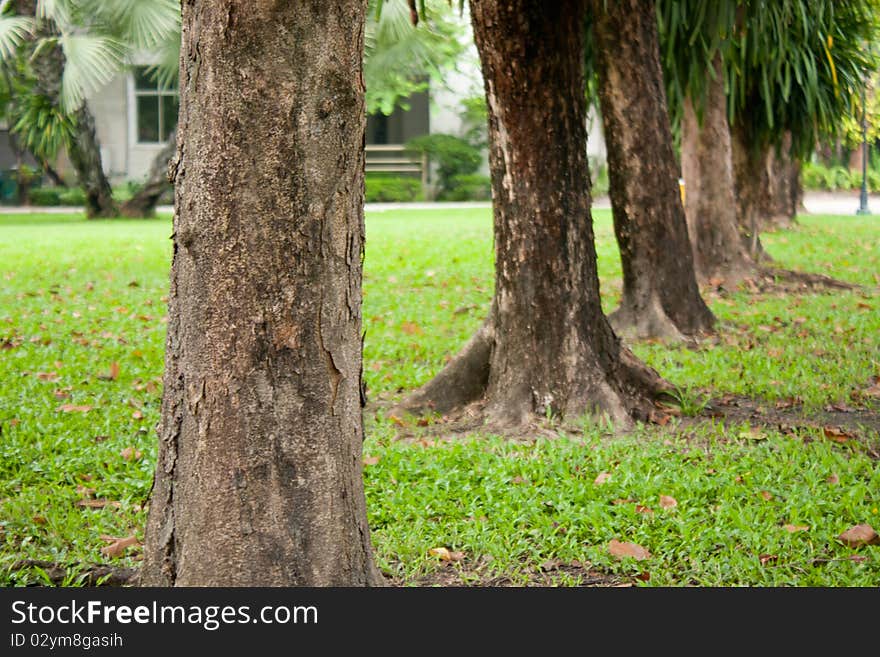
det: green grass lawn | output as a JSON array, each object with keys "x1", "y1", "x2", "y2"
[{"x1": 0, "y1": 208, "x2": 878, "y2": 586}]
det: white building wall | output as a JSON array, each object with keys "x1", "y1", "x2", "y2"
[
  {"x1": 86, "y1": 74, "x2": 129, "y2": 181},
  {"x1": 86, "y1": 71, "x2": 169, "y2": 184}
]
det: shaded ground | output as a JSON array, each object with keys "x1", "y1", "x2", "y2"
[{"x1": 698, "y1": 393, "x2": 880, "y2": 459}]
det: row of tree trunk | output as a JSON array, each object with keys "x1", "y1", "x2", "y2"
[{"x1": 141, "y1": 0, "x2": 808, "y2": 586}]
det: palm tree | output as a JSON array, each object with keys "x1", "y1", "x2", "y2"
[{"x1": 1, "y1": 0, "x2": 179, "y2": 218}]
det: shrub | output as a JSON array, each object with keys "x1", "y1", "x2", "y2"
[
  {"x1": 801, "y1": 162, "x2": 827, "y2": 190},
  {"x1": 365, "y1": 174, "x2": 423, "y2": 203},
  {"x1": 405, "y1": 134, "x2": 482, "y2": 193},
  {"x1": 58, "y1": 187, "x2": 87, "y2": 206},
  {"x1": 439, "y1": 174, "x2": 492, "y2": 201},
  {"x1": 27, "y1": 186, "x2": 62, "y2": 206}
]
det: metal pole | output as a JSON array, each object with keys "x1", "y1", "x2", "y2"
[{"x1": 857, "y1": 82, "x2": 871, "y2": 215}]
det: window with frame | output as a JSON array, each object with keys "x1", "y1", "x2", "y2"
[{"x1": 134, "y1": 67, "x2": 178, "y2": 144}]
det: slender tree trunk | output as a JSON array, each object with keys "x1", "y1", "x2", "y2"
[
  {"x1": 731, "y1": 121, "x2": 768, "y2": 260},
  {"x1": 39, "y1": 158, "x2": 66, "y2": 187},
  {"x1": 142, "y1": 0, "x2": 381, "y2": 586},
  {"x1": 397, "y1": 0, "x2": 669, "y2": 429},
  {"x1": 732, "y1": 124, "x2": 799, "y2": 258},
  {"x1": 680, "y1": 53, "x2": 755, "y2": 285},
  {"x1": 15, "y1": 0, "x2": 117, "y2": 218},
  {"x1": 761, "y1": 131, "x2": 799, "y2": 229},
  {"x1": 590, "y1": 0, "x2": 714, "y2": 341},
  {"x1": 67, "y1": 105, "x2": 118, "y2": 218},
  {"x1": 120, "y1": 130, "x2": 176, "y2": 218}
]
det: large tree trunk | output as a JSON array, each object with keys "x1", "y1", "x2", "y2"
[
  {"x1": 15, "y1": 0, "x2": 117, "y2": 218},
  {"x1": 142, "y1": 0, "x2": 381, "y2": 587},
  {"x1": 681, "y1": 53, "x2": 756, "y2": 285},
  {"x1": 397, "y1": 0, "x2": 669, "y2": 429},
  {"x1": 120, "y1": 130, "x2": 176, "y2": 218},
  {"x1": 590, "y1": 0, "x2": 715, "y2": 342}
]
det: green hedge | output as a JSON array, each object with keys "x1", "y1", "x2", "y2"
[
  {"x1": 365, "y1": 175, "x2": 423, "y2": 203},
  {"x1": 26, "y1": 187, "x2": 63, "y2": 206},
  {"x1": 22, "y1": 186, "x2": 87, "y2": 206},
  {"x1": 438, "y1": 174, "x2": 492, "y2": 201},
  {"x1": 802, "y1": 162, "x2": 880, "y2": 192}
]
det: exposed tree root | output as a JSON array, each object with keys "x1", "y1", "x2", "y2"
[
  {"x1": 758, "y1": 267, "x2": 860, "y2": 292},
  {"x1": 392, "y1": 322, "x2": 494, "y2": 417},
  {"x1": 608, "y1": 295, "x2": 688, "y2": 343},
  {"x1": 9, "y1": 560, "x2": 139, "y2": 586},
  {"x1": 392, "y1": 322, "x2": 672, "y2": 435}
]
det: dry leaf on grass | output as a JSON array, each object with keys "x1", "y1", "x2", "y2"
[
  {"x1": 823, "y1": 426, "x2": 853, "y2": 443},
  {"x1": 659, "y1": 495, "x2": 678, "y2": 509},
  {"x1": 783, "y1": 524, "x2": 810, "y2": 533},
  {"x1": 100, "y1": 535, "x2": 140, "y2": 559},
  {"x1": 429, "y1": 547, "x2": 465, "y2": 562},
  {"x1": 608, "y1": 539, "x2": 651, "y2": 561},
  {"x1": 838, "y1": 524, "x2": 880, "y2": 547},
  {"x1": 76, "y1": 499, "x2": 122, "y2": 509},
  {"x1": 120, "y1": 447, "x2": 143, "y2": 462},
  {"x1": 58, "y1": 404, "x2": 92, "y2": 413},
  {"x1": 362, "y1": 455, "x2": 380, "y2": 466},
  {"x1": 593, "y1": 471, "x2": 611, "y2": 485}
]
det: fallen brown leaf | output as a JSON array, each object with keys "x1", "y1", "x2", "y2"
[
  {"x1": 608, "y1": 539, "x2": 651, "y2": 561},
  {"x1": 759, "y1": 490, "x2": 774, "y2": 501},
  {"x1": 120, "y1": 447, "x2": 143, "y2": 462},
  {"x1": 826, "y1": 473, "x2": 839, "y2": 485},
  {"x1": 838, "y1": 524, "x2": 880, "y2": 547},
  {"x1": 783, "y1": 524, "x2": 809, "y2": 533},
  {"x1": 36, "y1": 371, "x2": 60, "y2": 381},
  {"x1": 98, "y1": 361, "x2": 120, "y2": 381},
  {"x1": 362, "y1": 455, "x2": 380, "y2": 466},
  {"x1": 76, "y1": 499, "x2": 122, "y2": 509},
  {"x1": 759, "y1": 554, "x2": 778, "y2": 565},
  {"x1": 76, "y1": 484, "x2": 96, "y2": 498},
  {"x1": 58, "y1": 404, "x2": 92, "y2": 413},
  {"x1": 823, "y1": 426, "x2": 853, "y2": 443},
  {"x1": 428, "y1": 547, "x2": 464, "y2": 562},
  {"x1": 635, "y1": 505, "x2": 653, "y2": 514},
  {"x1": 100, "y1": 535, "x2": 140, "y2": 559},
  {"x1": 593, "y1": 471, "x2": 612, "y2": 485},
  {"x1": 659, "y1": 495, "x2": 678, "y2": 509}
]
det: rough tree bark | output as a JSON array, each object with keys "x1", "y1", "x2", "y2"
[
  {"x1": 397, "y1": 0, "x2": 670, "y2": 429},
  {"x1": 680, "y1": 54, "x2": 756, "y2": 285},
  {"x1": 590, "y1": 0, "x2": 715, "y2": 341},
  {"x1": 120, "y1": 130, "x2": 176, "y2": 218},
  {"x1": 142, "y1": 0, "x2": 381, "y2": 586},
  {"x1": 762, "y1": 131, "x2": 801, "y2": 228},
  {"x1": 14, "y1": 0, "x2": 117, "y2": 218},
  {"x1": 731, "y1": 121, "x2": 769, "y2": 260},
  {"x1": 66, "y1": 105, "x2": 118, "y2": 218},
  {"x1": 733, "y1": 126, "x2": 800, "y2": 258}
]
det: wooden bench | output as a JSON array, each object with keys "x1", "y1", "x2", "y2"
[{"x1": 365, "y1": 144, "x2": 429, "y2": 190}]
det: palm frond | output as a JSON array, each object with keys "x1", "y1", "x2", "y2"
[
  {"x1": 0, "y1": 16, "x2": 34, "y2": 60},
  {"x1": 85, "y1": 0, "x2": 180, "y2": 51},
  {"x1": 58, "y1": 33, "x2": 125, "y2": 112}
]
